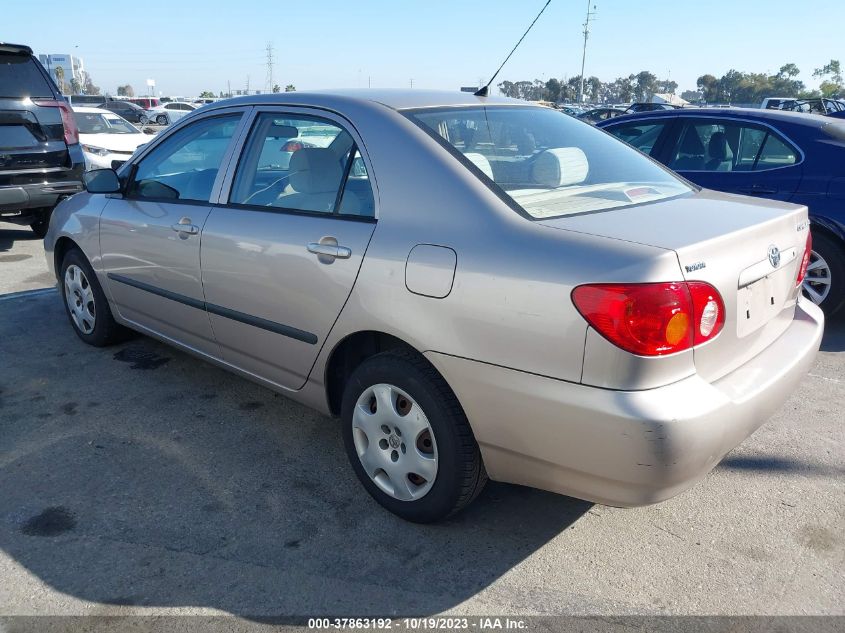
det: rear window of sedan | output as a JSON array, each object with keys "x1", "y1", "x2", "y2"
[{"x1": 407, "y1": 106, "x2": 692, "y2": 219}]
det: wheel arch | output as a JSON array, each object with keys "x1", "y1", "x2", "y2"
[
  {"x1": 53, "y1": 235, "x2": 81, "y2": 277},
  {"x1": 324, "y1": 330, "x2": 427, "y2": 416}
]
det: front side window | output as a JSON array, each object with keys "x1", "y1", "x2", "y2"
[
  {"x1": 607, "y1": 121, "x2": 668, "y2": 156},
  {"x1": 408, "y1": 106, "x2": 691, "y2": 219},
  {"x1": 229, "y1": 112, "x2": 374, "y2": 217},
  {"x1": 129, "y1": 113, "x2": 242, "y2": 202},
  {"x1": 669, "y1": 120, "x2": 797, "y2": 172}
]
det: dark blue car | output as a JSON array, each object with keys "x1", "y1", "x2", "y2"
[{"x1": 598, "y1": 108, "x2": 845, "y2": 313}]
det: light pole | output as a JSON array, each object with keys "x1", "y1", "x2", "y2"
[{"x1": 578, "y1": 1, "x2": 597, "y2": 104}]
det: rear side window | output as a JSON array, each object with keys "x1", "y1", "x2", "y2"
[
  {"x1": 0, "y1": 53, "x2": 54, "y2": 98},
  {"x1": 606, "y1": 121, "x2": 668, "y2": 156},
  {"x1": 230, "y1": 112, "x2": 375, "y2": 217},
  {"x1": 668, "y1": 119, "x2": 797, "y2": 172}
]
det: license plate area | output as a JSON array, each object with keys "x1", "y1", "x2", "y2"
[{"x1": 736, "y1": 273, "x2": 788, "y2": 337}]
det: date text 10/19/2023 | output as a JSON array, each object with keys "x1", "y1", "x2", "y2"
[{"x1": 307, "y1": 618, "x2": 528, "y2": 630}]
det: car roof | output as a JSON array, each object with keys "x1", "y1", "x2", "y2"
[
  {"x1": 201, "y1": 89, "x2": 525, "y2": 113},
  {"x1": 600, "y1": 107, "x2": 831, "y2": 129}
]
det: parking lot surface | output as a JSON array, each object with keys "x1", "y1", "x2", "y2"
[{"x1": 0, "y1": 221, "x2": 843, "y2": 617}]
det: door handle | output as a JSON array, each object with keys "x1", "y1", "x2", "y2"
[
  {"x1": 171, "y1": 217, "x2": 199, "y2": 235},
  {"x1": 307, "y1": 242, "x2": 352, "y2": 259}
]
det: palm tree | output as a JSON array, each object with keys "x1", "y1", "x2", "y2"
[{"x1": 54, "y1": 66, "x2": 66, "y2": 93}]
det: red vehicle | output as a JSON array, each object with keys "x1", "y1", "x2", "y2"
[{"x1": 125, "y1": 97, "x2": 160, "y2": 109}]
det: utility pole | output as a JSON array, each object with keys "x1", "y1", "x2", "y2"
[
  {"x1": 410, "y1": 78, "x2": 414, "y2": 89},
  {"x1": 227, "y1": 79, "x2": 231, "y2": 98},
  {"x1": 578, "y1": 1, "x2": 597, "y2": 104},
  {"x1": 245, "y1": 74, "x2": 250, "y2": 95},
  {"x1": 265, "y1": 42, "x2": 274, "y2": 93}
]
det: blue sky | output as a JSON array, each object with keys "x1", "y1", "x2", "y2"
[{"x1": 6, "y1": 0, "x2": 843, "y2": 97}]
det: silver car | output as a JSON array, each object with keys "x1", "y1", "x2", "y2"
[{"x1": 45, "y1": 91, "x2": 824, "y2": 523}]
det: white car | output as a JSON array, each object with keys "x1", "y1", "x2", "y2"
[
  {"x1": 72, "y1": 107, "x2": 150, "y2": 171},
  {"x1": 140, "y1": 102, "x2": 197, "y2": 126}
]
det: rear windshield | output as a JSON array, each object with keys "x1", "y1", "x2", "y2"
[
  {"x1": 74, "y1": 112, "x2": 139, "y2": 134},
  {"x1": 0, "y1": 53, "x2": 55, "y2": 98},
  {"x1": 407, "y1": 106, "x2": 692, "y2": 219}
]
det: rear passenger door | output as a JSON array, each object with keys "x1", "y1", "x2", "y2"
[
  {"x1": 665, "y1": 117, "x2": 802, "y2": 202},
  {"x1": 201, "y1": 108, "x2": 377, "y2": 390}
]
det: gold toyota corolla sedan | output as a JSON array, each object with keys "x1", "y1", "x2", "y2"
[{"x1": 45, "y1": 90, "x2": 824, "y2": 522}]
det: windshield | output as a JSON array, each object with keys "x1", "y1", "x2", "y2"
[
  {"x1": 74, "y1": 112, "x2": 138, "y2": 135},
  {"x1": 408, "y1": 106, "x2": 692, "y2": 219}
]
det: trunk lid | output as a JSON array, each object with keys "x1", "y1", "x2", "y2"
[{"x1": 539, "y1": 189, "x2": 810, "y2": 382}]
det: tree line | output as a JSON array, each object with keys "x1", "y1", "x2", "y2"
[{"x1": 497, "y1": 60, "x2": 842, "y2": 105}]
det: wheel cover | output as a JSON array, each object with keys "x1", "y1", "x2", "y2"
[
  {"x1": 157, "y1": 115, "x2": 167, "y2": 125},
  {"x1": 64, "y1": 264, "x2": 96, "y2": 335},
  {"x1": 351, "y1": 383, "x2": 438, "y2": 501},
  {"x1": 803, "y1": 249, "x2": 832, "y2": 305}
]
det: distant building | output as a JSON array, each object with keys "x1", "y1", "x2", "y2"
[{"x1": 38, "y1": 54, "x2": 85, "y2": 92}]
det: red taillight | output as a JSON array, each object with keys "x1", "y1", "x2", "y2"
[
  {"x1": 282, "y1": 140, "x2": 304, "y2": 152},
  {"x1": 572, "y1": 281, "x2": 725, "y2": 357},
  {"x1": 33, "y1": 99, "x2": 79, "y2": 145},
  {"x1": 796, "y1": 231, "x2": 812, "y2": 288}
]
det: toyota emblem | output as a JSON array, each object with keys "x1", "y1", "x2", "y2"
[{"x1": 767, "y1": 245, "x2": 781, "y2": 268}]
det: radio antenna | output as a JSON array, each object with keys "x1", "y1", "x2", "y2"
[{"x1": 475, "y1": 0, "x2": 553, "y2": 97}]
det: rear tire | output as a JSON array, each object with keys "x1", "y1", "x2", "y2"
[
  {"x1": 156, "y1": 114, "x2": 168, "y2": 125},
  {"x1": 805, "y1": 231, "x2": 845, "y2": 315},
  {"x1": 60, "y1": 247, "x2": 128, "y2": 347},
  {"x1": 341, "y1": 349, "x2": 487, "y2": 523}
]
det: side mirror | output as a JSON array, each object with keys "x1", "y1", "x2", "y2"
[
  {"x1": 111, "y1": 159, "x2": 126, "y2": 170},
  {"x1": 83, "y1": 168, "x2": 122, "y2": 194}
]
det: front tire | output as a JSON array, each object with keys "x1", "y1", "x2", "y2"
[
  {"x1": 341, "y1": 350, "x2": 487, "y2": 523},
  {"x1": 156, "y1": 114, "x2": 168, "y2": 125},
  {"x1": 804, "y1": 232, "x2": 845, "y2": 314},
  {"x1": 60, "y1": 247, "x2": 128, "y2": 346}
]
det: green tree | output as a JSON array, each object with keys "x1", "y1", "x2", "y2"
[
  {"x1": 82, "y1": 73, "x2": 100, "y2": 95},
  {"x1": 697, "y1": 74, "x2": 719, "y2": 102},
  {"x1": 681, "y1": 89, "x2": 703, "y2": 102},
  {"x1": 199, "y1": 90, "x2": 215, "y2": 98},
  {"x1": 544, "y1": 77, "x2": 561, "y2": 102},
  {"x1": 54, "y1": 66, "x2": 66, "y2": 93},
  {"x1": 497, "y1": 80, "x2": 518, "y2": 98},
  {"x1": 284, "y1": 84, "x2": 296, "y2": 92},
  {"x1": 813, "y1": 60, "x2": 842, "y2": 97},
  {"x1": 272, "y1": 84, "x2": 281, "y2": 93},
  {"x1": 586, "y1": 76, "x2": 602, "y2": 102},
  {"x1": 634, "y1": 71, "x2": 658, "y2": 102},
  {"x1": 70, "y1": 78, "x2": 82, "y2": 94}
]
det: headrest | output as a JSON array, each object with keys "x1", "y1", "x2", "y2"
[
  {"x1": 532, "y1": 147, "x2": 589, "y2": 187},
  {"x1": 289, "y1": 148, "x2": 342, "y2": 194},
  {"x1": 463, "y1": 152, "x2": 494, "y2": 179},
  {"x1": 708, "y1": 132, "x2": 733, "y2": 161}
]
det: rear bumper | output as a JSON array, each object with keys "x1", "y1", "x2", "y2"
[
  {"x1": 425, "y1": 298, "x2": 824, "y2": 507},
  {"x1": 0, "y1": 163, "x2": 84, "y2": 218}
]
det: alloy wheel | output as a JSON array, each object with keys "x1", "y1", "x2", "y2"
[
  {"x1": 351, "y1": 383, "x2": 438, "y2": 501},
  {"x1": 803, "y1": 249, "x2": 832, "y2": 305},
  {"x1": 64, "y1": 264, "x2": 96, "y2": 335}
]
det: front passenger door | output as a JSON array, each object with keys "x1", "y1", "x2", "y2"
[
  {"x1": 100, "y1": 111, "x2": 246, "y2": 355},
  {"x1": 200, "y1": 110, "x2": 377, "y2": 390}
]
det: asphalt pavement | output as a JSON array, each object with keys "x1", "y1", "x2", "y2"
[{"x1": 0, "y1": 221, "x2": 843, "y2": 620}]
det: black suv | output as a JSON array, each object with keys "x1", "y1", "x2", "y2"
[{"x1": 1, "y1": 43, "x2": 84, "y2": 237}]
